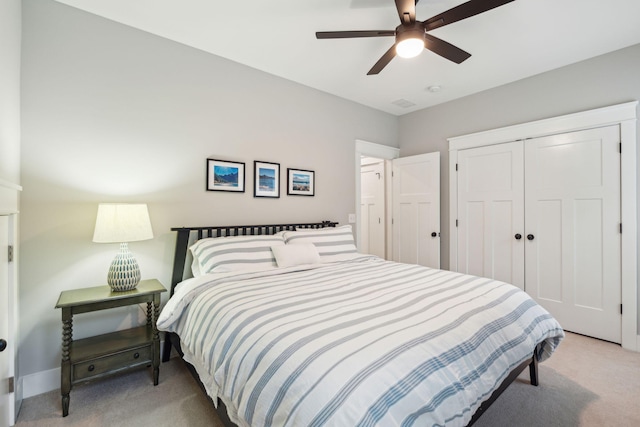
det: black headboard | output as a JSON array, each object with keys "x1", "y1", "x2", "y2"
[{"x1": 168, "y1": 220, "x2": 338, "y2": 296}]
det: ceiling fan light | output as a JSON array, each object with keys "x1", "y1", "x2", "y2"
[{"x1": 396, "y1": 37, "x2": 424, "y2": 59}]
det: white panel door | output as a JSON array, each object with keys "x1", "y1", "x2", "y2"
[
  {"x1": 525, "y1": 126, "x2": 621, "y2": 343},
  {"x1": 0, "y1": 216, "x2": 10, "y2": 427},
  {"x1": 360, "y1": 161, "x2": 386, "y2": 258},
  {"x1": 456, "y1": 141, "x2": 525, "y2": 289},
  {"x1": 392, "y1": 152, "x2": 440, "y2": 268}
]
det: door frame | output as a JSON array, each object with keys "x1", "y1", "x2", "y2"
[
  {"x1": 448, "y1": 101, "x2": 638, "y2": 351},
  {"x1": 0, "y1": 178, "x2": 21, "y2": 425},
  {"x1": 355, "y1": 140, "x2": 399, "y2": 254}
]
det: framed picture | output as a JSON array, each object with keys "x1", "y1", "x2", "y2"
[
  {"x1": 254, "y1": 161, "x2": 280, "y2": 198},
  {"x1": 206, "y1": 159, "x2": 245, "y2": 192},
  {"x1": 287, "y1": 168, "x2": 315, "y2": 196}
]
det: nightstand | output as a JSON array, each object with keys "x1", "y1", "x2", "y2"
[{"x1": 55, "y1": 279, "x2": 167, "y2": 417}]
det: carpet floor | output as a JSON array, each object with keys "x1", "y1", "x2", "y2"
[{"x1": 15, "y1": 332, "x2": 640, "y2": 426}]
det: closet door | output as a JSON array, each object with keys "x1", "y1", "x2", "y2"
[
  {"x1": 525, "y1": 126, "x2": 621, "y2": 343},
  {"x1": 456, "y1": 141, "x2": 525, "y2": 289}
]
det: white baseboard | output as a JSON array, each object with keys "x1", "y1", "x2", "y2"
[
  {"x1": 22, "y1": 367, "x2": 59, "y2": 399},
  {"x1": 21, "y1": 339, "x2": 169, "y2": 399}
]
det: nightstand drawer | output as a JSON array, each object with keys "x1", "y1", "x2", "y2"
[{"x1": 73, "y1": 345, "x2": 152, "y2": 382}]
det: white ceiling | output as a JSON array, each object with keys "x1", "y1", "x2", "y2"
[{"x1": 54, "y1": 0, "x2": 640, "y2": 116}]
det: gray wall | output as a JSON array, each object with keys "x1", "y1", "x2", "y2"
[
  {"x1": 398, "y1": 43, "x2": 640, "y2": 326},
  {"x1": 18, "y1": 0, "x2": 640, "y2": 389},
  {"x1": 0, "y1": 0, "x2": 21, "y2": 184},
  {"x1": 19, "y1": 0, "x2": 398, "y2": 379}
]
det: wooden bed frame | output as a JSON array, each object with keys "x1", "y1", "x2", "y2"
[{"x1": 161, "y1": 221, "x2": 539, "y2": 427}]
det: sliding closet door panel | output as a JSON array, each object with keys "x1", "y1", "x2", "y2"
[
  {"x1": 536, "y1": 200, "x2": 563, "y2": 302},
  {"x1": 457, "y1": 141, "x2": 525, "y2": 289},
  {"x1": 493, "y1": 200, "x2": 518, "y2": 284},
  {"x1": 574, "y1": 199, "x2": 604, "y2": 308},
  {"x1": 525, "y1": 125, "x2": 621, "y2": 343}
]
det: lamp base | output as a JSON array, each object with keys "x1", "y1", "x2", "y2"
[{"x1": 107, "y1": 243, "x2": 141, "y2": 292}]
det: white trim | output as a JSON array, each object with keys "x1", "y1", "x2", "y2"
[
  {"x1": 355, "y1": 140, "x2": 400, "y2": 160},
  {"x1": 354, "y1": 140, "x2": 400, "y2": 254},
  {"x1": 0, "y1": 179, "x2": 21, "y2": 192},
  {"x1": 448, "y1": 101, "x2": 638, "y2": 351},
  {"x1": 0, "y1": 179, "x2": 21, "y2": 216},
  {"x1": 22, "y1": 367, "x2": 59, "y2": 399},
  {"x1": 448, "y1": 101, "x2": 638, "y2": 150},
  {"x1": 620, "y1": 118, "x2": 638, "y2": 350}
]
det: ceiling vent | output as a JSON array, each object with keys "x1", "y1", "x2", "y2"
[{"x1": 391, "y1": 99, "x2": 416, "y2": 109}]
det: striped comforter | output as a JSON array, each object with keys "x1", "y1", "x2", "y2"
[{"x1": 157, "y1": 255, "x2": 564, "y2": 427}]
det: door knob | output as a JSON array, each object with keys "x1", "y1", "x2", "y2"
[
  {"x1": 431, "y1": 232, "x2": 437, "y2": 237},
  {"x1": 0, "y1": 339, "x2": 7, "y2": 352},
  {"x1": 515, "y1": 234, "x2": 522, "y2": 240},
  {"x1": 527, "y1": 234, "x2": 535, "y2": 240}
]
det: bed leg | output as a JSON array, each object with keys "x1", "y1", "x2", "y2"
[
  {"x1": 529, "y1": 355, "x2": 539, "y2": 386},
  {"x1": 162, "y1": 332, "x2": 173, "y2": 363}
]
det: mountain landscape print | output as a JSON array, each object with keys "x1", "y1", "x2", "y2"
[
  {"x1": 292, "y1": 173, "x2": 309, "y2": 191},
  {"x1": 258, "y1": 168, "x2": 275, "y2": 191},
  {"x1": 214, "y1": 166, "x2": 239, "y2": 187},
  {"x1": 254, "y1": 161, "x2": 280, "y2": 198},
  {"x1": 207, "y1": 159, "x2": 245, "y2": 192},
  {"x1": 287, "y1": 168, "x2": 314, "y2": 196}
]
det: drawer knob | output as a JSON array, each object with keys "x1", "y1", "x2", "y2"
[
  {"x1": 134, "y1": 352, "x2": 140, "y2": 359},
  {"x1": 88, "y1": 365, "x2": 95, "y2": 372}
]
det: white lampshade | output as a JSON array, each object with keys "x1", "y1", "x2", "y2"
[
  {"x1": 93, "y1": 203, "x2": 153, "y2": 292},
  {"x1": 93, "y1": 204, "x2": 153, "y2": 243},
  {"x1": 396, "y1": 37, "x2": 424, "y2": 58}
]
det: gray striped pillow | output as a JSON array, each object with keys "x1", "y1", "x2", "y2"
[
  {"x1": 283, "y1": 225, "x2": 358, "y2": 263},
  {"x1": 190, "y1": 234, "x2": 285, "y2": 275}
]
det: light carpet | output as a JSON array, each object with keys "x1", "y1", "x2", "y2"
[{"x1": 16, "y1": 332, "x2": 640, "y2": 426}]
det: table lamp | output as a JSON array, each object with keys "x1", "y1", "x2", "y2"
[{"x1": 93, "y1": 203, "x2": 153, "y2": 291}]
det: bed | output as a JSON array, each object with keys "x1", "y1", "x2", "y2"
[{"x1": 158, "y1": 221, "x2": 564, "y2": 427}]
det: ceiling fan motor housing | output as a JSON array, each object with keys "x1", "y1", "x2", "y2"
[{"x1": 396, "y1": 22, "x2": 426, "y2": 43}]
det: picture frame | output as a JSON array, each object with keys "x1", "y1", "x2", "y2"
[
  {"x1": 206, "y1": 159, "x2": 245, "y2": 192},
  {"x1": 254, "y1": 161, "x2": 280, "y2": 198},
  {"x1": 287, "y1": 168, "x2": 315, "y2": 196}
]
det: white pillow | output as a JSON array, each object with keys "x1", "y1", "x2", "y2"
[
  {"x1": 282, "y1": 225, "x2": 358, "y2": 263},
  {"x1": 271, "y1": 243, "x2": 321, "y2": 268},
  {"x1": 190, "y1": 234, "x2": 285, "y2": 275}
]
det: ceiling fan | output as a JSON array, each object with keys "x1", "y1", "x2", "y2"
[{"x1": 316, "y1": 0, "x2": 515, "y2": 75}]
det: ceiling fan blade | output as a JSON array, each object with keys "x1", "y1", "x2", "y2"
[
  {"x1": 316, "y1": 30, "x2": 395, "y2": 39},
  {"x1": 367, "y1": 45, "x2": 397, "y2": 75},
  {"x1": 423, "y1": 0, "x2": 515, "y2": 32},
  {"x1": 395, "y1": 0, "x2": 417, "y2": 24},
  {"x1": 423, "y1": 33, "x2": 471, "y2": 64}
]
